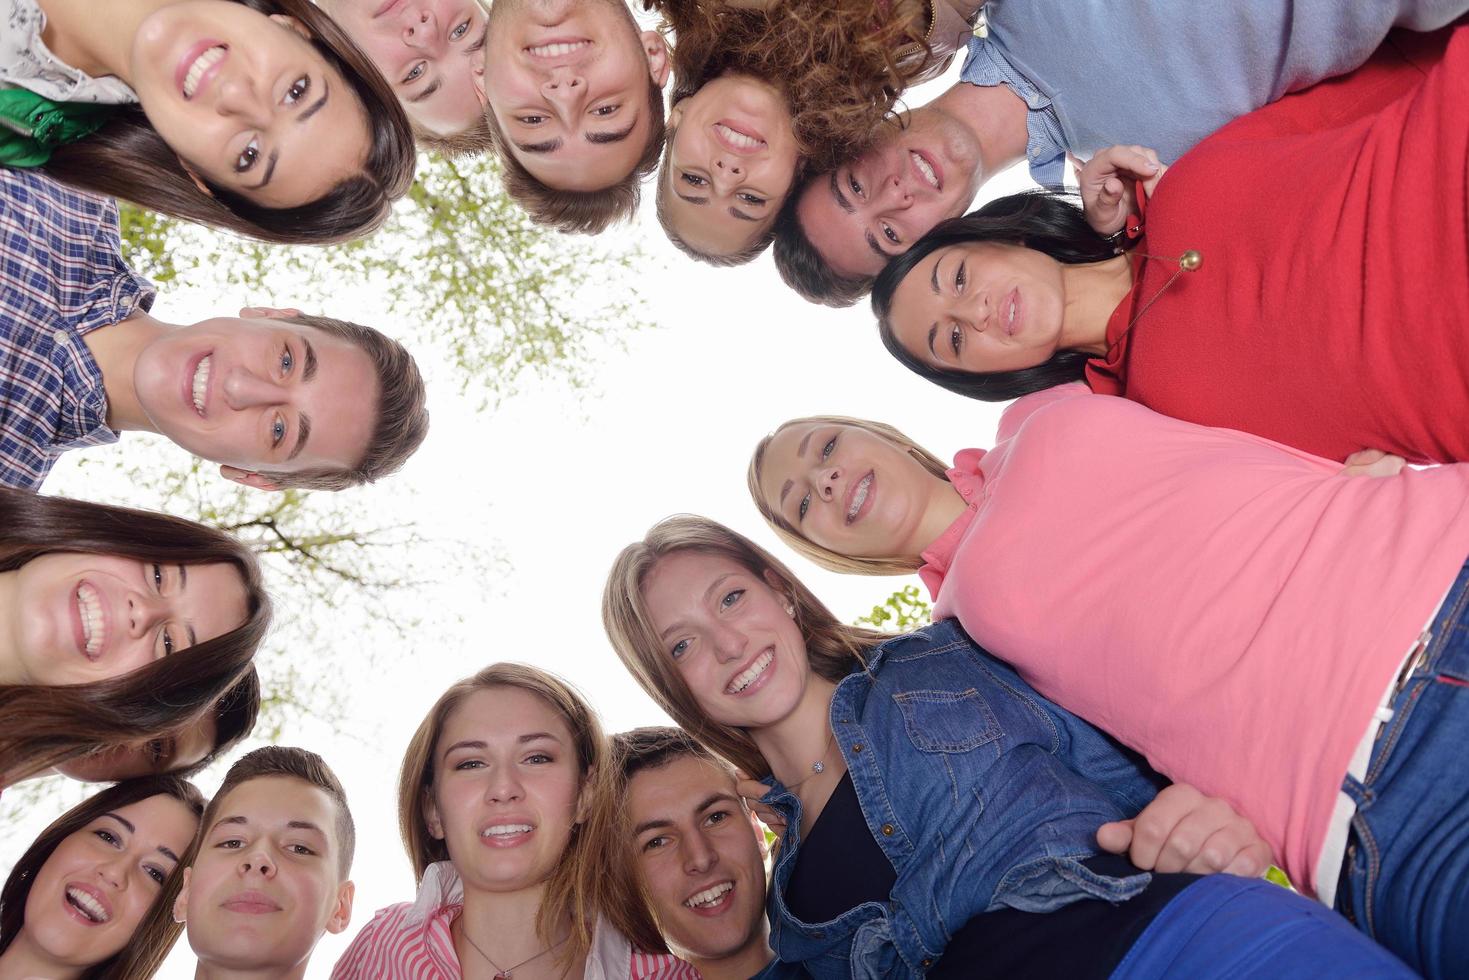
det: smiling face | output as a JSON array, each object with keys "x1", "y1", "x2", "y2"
[
  {"x1": 640, "y1": 552, "x2": 810, "y2": 732},
  {"x1": 662, "y1": 75, "x2": 799, "y2": 257},
  {"x1": 180, "y1": 776, "x2": 353, "y2": 974},
  {"x1": 888, "y1": 241, "x2": 1067, "y2": 374},
  {"x1": 424, "y1": 686, "x2": 586, "y2": 896},
  {"x1": 796, "y1": 104, "x2": 983, "y2": 279},
  {"x1": 628, "y1": 755, "x2": 766, "y2": 963},
  {"x1": 55, "y1": 715, "x2": 218, "y2": 783},
  {"x1": 4, "y1": 553, "x2": 247, "y2": 688},
  {"x1": 19, "y1": 795, "x2": 198, "y2": 972},
  {"x1": 482, "y1": 0, "x2": 667, "y2": 191},
  {"x1": 756, "y1": 423, "x2": 943, "y2": 561},
  {"x1": 131, "y1": 316, "x2": 377, "y2": 483},
  {"x1": 319, "y1": 0, "x2": 489, "y2": 136},
  {"x1": 128, "y1": 2, "x2": 370, "y2": 209}
]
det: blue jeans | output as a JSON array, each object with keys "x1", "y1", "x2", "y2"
[
  {"x1": 1114, "y1": 876, "x2": 1412, "y2": 978},
  {"x1": 1336, "y1": 557, "x2": 1469, "y2": 979}
]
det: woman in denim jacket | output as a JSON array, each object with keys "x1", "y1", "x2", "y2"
[{"x1": 601, "y1": 515, "x2": 1412, "y2": 979}]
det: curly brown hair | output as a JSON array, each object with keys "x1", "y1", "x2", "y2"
[{"x1": 647, "y1": 0, "x2": 932, "y2": 171}]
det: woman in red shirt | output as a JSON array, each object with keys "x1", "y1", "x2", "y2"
[{"x1": 872, "y1": 22, "x2": 1469, "y2": 464}]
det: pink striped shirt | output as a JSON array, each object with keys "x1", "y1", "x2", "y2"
[{"x1": 331, "y1": 863, "x2": 701, "y2": 980}]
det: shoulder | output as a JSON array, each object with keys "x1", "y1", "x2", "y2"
[
  {"x1": 995, "y1": 383, "x2": 1091, "y2": 440},
  {"x1": 629, "y1": 950, "x2": 702, "y2": 980},
  {"x1": 331, "y1": 902, "x2": 437, "y2": 977}
]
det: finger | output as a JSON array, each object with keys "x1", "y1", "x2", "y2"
[
  {"x1": 1154, "y1": 797, "x2": 1246, "y2": 873},
  {"x1": 1095, "y1": 819, "x2": 1134, "y2": 854},
  {"x1": 1126, "y1": 784, "x2": 1201, "y2": 870},
  {"x1": 1343, "y1": 449, "x2": 1386, "y2": 466},
  {"x1": 735, "y1": 777, "x2": 769, "y2": 802},
  {"x1": 1222, "y1": 841, "x2": 1273, "y2": 878}
]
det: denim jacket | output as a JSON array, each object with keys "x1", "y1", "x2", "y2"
[{"x1": 763, "y1": 620, "x2": 1164, "y2": 979}]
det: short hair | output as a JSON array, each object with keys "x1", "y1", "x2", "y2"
[
  {"x1": 771, "y1": 182, "x2": 875, "y2": 307},
  {"x1": 256, "y1": 313, "x2": 429, "y2": 491},
  {"x1": 653, "y1": 120, "x2": 784, "y2": 267},
  {"x1": 204, "y1": 746, "x2": 355, "y2": 879},
  {"x1": 415, "y1": 117, "x2": 496, "y2": 158},
  {"x1": 485, "y1": 74, "x2": 666, "y2": 235},
  {"x1": 613, "y1": 726, "x2": 734, "y2": 783}
]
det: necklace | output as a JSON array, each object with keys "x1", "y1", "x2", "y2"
[
  {"x1": 1105, "y1": 247, "x2": 1204, "y2": 358},
  {"x1": 783, "y1": 730, "x2": 839, "y2": 792},
  {"x1": 459, "y1": 927, "x2": 568, "y2": 980}
]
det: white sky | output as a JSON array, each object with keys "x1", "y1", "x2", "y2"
[{"x1": 1, "y1": 51, "x2": 1045, "y2": 977}]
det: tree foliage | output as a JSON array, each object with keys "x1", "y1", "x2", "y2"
[{"x1": 854, "y1": 583, "x2": 933, "y2": 632}]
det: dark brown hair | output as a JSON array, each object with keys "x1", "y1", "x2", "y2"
[
  {"x1": 0, "y1": 488, "x2": 271, "y2": 786},
  {"x1": 202, "y1": 746, "x2": 355, "y2": 878},
  {"x1": 416, "y1": 117, "x2": 496, "y2": 158},
  {"x1": 485, "y1": 76, "x2": 666, "y2": 235},
  {"x1": 649, "y1": 0, "x2": 929, "y2": 172},
  {"x1": 613, "y1": 726, "x2": 731, "y2": 783},
  {"x1": 254, "y1": 313, "x2": 429, "y2": 491},
  {"x1": 603, "y1": 515, "x2": 887, "y2": 778},
  {"x1": 772, "y1": 184, "x2": 876, "y2": 307},
  {"x1": 41, "y1": 0, "x2": 416, "y2": 245},
  {"x1": 0, "y1": 775, "x2": 206, "y2": 980}
]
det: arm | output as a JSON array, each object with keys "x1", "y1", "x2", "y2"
[
  {"x1": 1096, "y1": 783, "x2": 1272, "y2": 876},
  {"x1": 1077, "y1": 145, "x2": 1167, "y2": 238},
  {"x1": 1341, "y1": 448, "x2": 1408, "y2": 477}
]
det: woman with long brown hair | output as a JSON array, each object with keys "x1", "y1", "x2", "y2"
[
  {"x1": 3, "y1": 0, "x2": 416, "y2": 244},
  {"x1": 650, "y1": 0, "x2": 978, "y2": 264},
  {"x1": 332, "y1": 663, "x2": 698, "y2": 980},
  {"x1": 0, "y1": 487, "x2": 271, "y2": 788},
  {"x1": 0, "y1": 773, "x2": 205, "y2": 980},
  {"x1": 602, "y1": 514, "x2": 1417, "y2": 978}
]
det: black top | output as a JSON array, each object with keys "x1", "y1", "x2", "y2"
[{"x1": 784, "y1": 772, "x2": 1201, "y2": 979}]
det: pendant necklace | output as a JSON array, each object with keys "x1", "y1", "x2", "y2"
[
  {"x1": 460, "y1": 928, "x2": 568, "y2": 980},
  {"x1": 1105, "y1": 247, "x2": 1204, "y2": 358},
  {"x1": 783, "y1": 729, "x2": 839, "y2": 792}
]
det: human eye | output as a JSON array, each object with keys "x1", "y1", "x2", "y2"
[
  {"x1": 881, "y1": 222, "x2": 901, "y2": 245},
  {"x1": 402, "y1": 62, "x2": 426, "y2": 84},
  {"x1": 93, "y1": 829, "x2": 121, "y2": 846},
  {"x1": 720, "y1": 588, "x2": 744, "y2": 609},
  {"x1": 848, "y1": 173, "x2": 864, "y2": 198},
  {"x1": 160, "y1": 627, "x2": 175, "y2": 659},
  {"x1": 287, "y1": 843, "x2": 317, "y2": 856},
  {"x1": 525, "y1": 752, "x2": 553, "y2": 764},
  {"x1": 146, "y1": 738, "x2": 172, "y2": 765},
  {"x1": 642, "y1": 835, "x2": 669, "y2": 851},
  {"x1": 680, "y1": 172, "x2": 708, "y2": 188},
  {"x1": 737, "y1": 192, "x2": 767, "y2": 206},
  {"x1": 271, "y1": 416, "x2": 287, "y2": 448},
  {"x1": 453, "y1": 758, "x2": 486, "y2": 771},
  {"x1": 280, "y1": 344, "x2": 294, "y2": 377},
  {"x1": 215, "y1": 837, "x2": 244, "y2": 849},
  {"x1": 144, "y1": 864, "x2": 168, "y2": 885},
  {"x1": 591, "y1": 104, "x2": 618, "y2": 117},
  {"x1": 234, "y1": 137, "x2": 261, "y2": 173},
  {"x1": 821, "y1": 435, "x2": 837, "y2": 460},
  {"x1": 450, "y1": 18, "x2": 472, "y2": 40},
  {"x1": 798, "y1": 492, "x2": 810, "y2": 521},
  {"x1": 706, "y1": 809, "x2": 731, "y2": 826},
  {"x1": 669, "y1": 638, "x2": 690, "y2": 660},
  {"x1": 955, "y1": 259, "x2": 967, "y2": 291},
  {"x1": 151, "y1": 562, "x2": 163, "y2": 590},
  {"x1": 283, "y1": 74, "x2": 310, "y2": 106},
  {"x1": 949, "y1": 323, "x2": 963, "y2": 358},
  {"x1": 517, "y1": 113, "x2": 547, "y2": 125}
]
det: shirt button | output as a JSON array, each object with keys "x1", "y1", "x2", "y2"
[
  {"x1": 52, "y1": 329, "x2": 68, "y2": 344},
  {"x1": 922, "y1": 959, "x2": 933, "y2": 969},
  {"x1": 881, "y1": 824, "x2": 895, "y2": 836},
  {"x1": 852, "y1": 743, "x2": 864, "y2": 753}
]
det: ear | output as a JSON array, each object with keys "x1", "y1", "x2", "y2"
[
  {"x1": 176, "y1": 158, "x2": 214, "y2": 198},
  {"x1": 471, "y1": 65, "x2": 487, "y2": 109},
  {"x1": 422, "y1": 791, "x2": 445, "y2": 841},
  {"x1": 172, "y1": 867, "x2": 192, "y2": 924},
  {"x1": 641, "y1": 31, "x2": 672, "y2": 88},
  {"x1": 667, "y1": 101, "x2": 684, "y2": 132},
  {"x1": 325, "y1": 880, "x2": 355, "y2": 935},
  {"x1": 572, "y1": 767, "x2": 597, "y2": 826},
  {"x1": 761, "y1": 569, "x2": 793, "y2": 613},
  {"x1": 748, "y1": 810, "x2": 770, "y2": 859},
  {"x1": 237, "y1": 306, "x2": 304, "y2": 320},
  {"x1": 267, "y1": 14, "x2": 313, "y2": 42},
  {"x1": 219, "y1": 465, "x2": 282, "y2": 493}
]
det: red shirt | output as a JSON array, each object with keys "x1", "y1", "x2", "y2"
[{"x1": 1086, "y1": 24, "x2": 1469, "y2": 464}]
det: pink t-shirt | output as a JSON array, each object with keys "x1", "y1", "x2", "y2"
[{"x1": 918, "y1": 384, "x2": 1469, "y2": 894}]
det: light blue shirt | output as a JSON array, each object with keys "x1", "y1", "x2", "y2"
[{"x1": 962, "y1": 0, "x2": 1469, "y2": 187}]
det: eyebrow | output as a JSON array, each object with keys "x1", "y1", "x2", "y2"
[
  {"x1": 728, "y1": 208, "x2": 758, "y2": 223},
  {"x1": 515, "y1": 137, "x2": 563, "y2": 154},
  {"x1": 632, "y1": 791, "x2": 739, "y2": 837},
  {"x1": 287, "y1": 820, "x2": 327, "y2": 837},
  {"x1": 829, "y1": 170, "x2": 854, "y2": 215},
  {"x1": 777, "y1": 429, "x2": 815, "y2": 506},
  {"x1": 864, "y1": 230, "x2": 890, "y2": 260},
  {"x1": 586, "y1": 122, "x2": 635, "y2": 145},
  {"x1": 674, "y1": 190, "x2": 708, "y2": 206},
  {"x1": 408, "y1": 79, "x2": 443, "y2": 105},
  {"x1": 250, "y1": 150, "x2": 279, "y2": 190},
  {"x1": 178, "y1": 564, "x2": 198, "y2": 648},
  {"x1": 299, "y1": 78, "x2": 330, "y2": 124},
  {"x1": 302, "y1": 338, "x2": 319, "y2": 383},
  {"x1": 102, "y1": 812, "x2": 135, "y2": 834},
  {"x1": 288, "y1": 414, "x2": 312, "y2": 462}
]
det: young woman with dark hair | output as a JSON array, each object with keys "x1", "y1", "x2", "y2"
[
  {"x1": 873, "y1": 23, "x2": 1469, "y2": 464},
  {"x1": 2, "y1": 0, "x2": 416, "y2": 244},
  {"x1": 0, "y1": 774, "x2": 205, "y2": 980},
  {"x1": 602, "y1": 515, "x2": 1415, "y2": 979},
  {"x1": 0, "y1": 487, "x2": 272, "y2": 788},
  {"x1": 651, "y1": 0, "x2": 977, "y2": 264},
  {"x1": 750, "y1": 393, "x2": 1469, "y2": 977}
]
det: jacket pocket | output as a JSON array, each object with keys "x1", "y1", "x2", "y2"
[{"x1": 893, "y1": 688, "x2": 1003, "y2": 753}]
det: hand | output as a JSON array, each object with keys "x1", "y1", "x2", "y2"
[
  {"x1": 1341, "y1": 449, "x2": 1407, "y2": 478},
  {"x1": 735, "y1": 771, "x2": 787, "y2": 835},
  {"x1": 1096, "y1": 783, "x2": 1271, "y2": 876},
  {"x1": 1077, "y1": 145, "x2": 1166, "y2": 237}
]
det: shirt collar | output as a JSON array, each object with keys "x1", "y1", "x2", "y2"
[{"x1": 917, "y1": 449, "x2": 987, "y2": 598}]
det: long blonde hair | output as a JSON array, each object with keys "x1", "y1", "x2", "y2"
[
  {"x1": 747, "y1": 415, "x2": 951, "y2": 575},
  {"x1": 396, "y1": 663, "x2": 665, "y2": 962},
  {"x1": 601, "y1": 515, "x2": 889, "y2": 778}
]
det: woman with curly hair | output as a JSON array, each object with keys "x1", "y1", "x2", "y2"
[
  {"x1": 1, "y1": 0, "x2": 416, "y2": 244},
  {"x1": 0, "y1": 487, "x2": 271, "y2": 788},
  {"x1": 0, "y1": 775, "x2": 205, "y2": 980},
  {"x1": 651, "y1": 0, "x2": 980, "y2": 264}
]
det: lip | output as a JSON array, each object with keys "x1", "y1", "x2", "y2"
[
  {"x1": 724, "y1": 647, "x2": 776, "y2": 697},
  {"x1": 221, "y1": 890, "x2": 282, "y2": 915},
  {"x1": 908, "y1": 148, "x2": 943, "y2": 193},
  {"x1": 479, "y1": 819, "x2": 537, "y2": 848},
  {"x1": 1003, "y1": 287, "x2": 1021, "y2": 336},
  {"x1": 175, "y1": 39, "x2": 226, "y2": 101},
  {"x1": 843, "y1": 471, "x2": 875, "y2": 526},
  {"x1": 62, "y1": 882, "x2": 113, "y2": 926},
  {"x1": 373, "y1": 0, "x2": 406, "y2": 17},
  {"x1": 71, "y1": 580, "x2": 106, "y2": 662},
  {"x1": 683, "y1": 880, "x2": 737, "y2": 917},
  {"x1": 712, "y1": 120, "x2": 766, "y2": 156},
  {"x1": 523, "y1": 36, "x2": 593, "y2": 60},
  {"x1": 183, "y1": 349, "x2": 213, "y2": 419}
]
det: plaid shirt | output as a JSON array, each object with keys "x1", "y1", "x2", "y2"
[{"x1": 0, "y1": 167, "x2": 154, "y2": 489}]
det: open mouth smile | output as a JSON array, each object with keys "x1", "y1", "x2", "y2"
[
  {"x1": 713, "y1": 122, "x2": 765, "y2": 154},
  {"x1": 845, "y1": 472, "x2": 873, "y2": 524},
  {"x1": 64, "y1": 884, "x2": 111, "y2": 925},
  {"x1": 188, "y1": 353, "x2": 212, "y2": 418},
  {"x1": 75, "y1": 581, "x2": 105, "y2": 659},
  {"x1": 526, "y1": 39, "x2": 592, "y2": 58},
  {"x1": 684, "y1": 880, "x2": 734, "y2": 910},
  {"x1": 726, "y1": 650, "x2": 774, "y2": 695},
  {"x1": 910, "y1": 150, "x2": 941, "y2": 190},
  {"x1": 180, "y1": 44, "x2": 227, "y2": 100}
]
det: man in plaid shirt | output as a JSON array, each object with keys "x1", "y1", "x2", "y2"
[{"x1": 0, "y1": 168, "x2": 429, "y2": 492}]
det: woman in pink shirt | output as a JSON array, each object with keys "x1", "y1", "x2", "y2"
[
  {"x1": 331, "y1": 663, "x2": 697, "y2": 980},
  {"x1": 748, "y1": 384, "x2": 1469, "y2": 979}
]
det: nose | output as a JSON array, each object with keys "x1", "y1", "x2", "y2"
[
  {"x1": 712, "y1": 157, "x2": 745, "y2": 195},
  {"x1": 95, "y1": 855, "x2": 126, "y2": 891},
  {"x1": 710, "y1": 621, "x2": 747, "y2": 664},
  {"x1": 684, "y1": 829, "x2": 718, "y2": 875},
  {"x1": 220, "y1": 366, "x2": 288, "y2": 412},
  {"x1": 541, "y1": 68, "x2": 586, "y2": 109},
  {"x1": 876, "y1": 173, "x2": 913, "y2": 210},
  {"x1": 963, "y1": 288, "x2": 994, "y2": 331},
  {"x1": 813, "y1": 464, "x2": 843, "y2": 503},
  {"x1": 126, "y1": 590, "x2": 168, "y2": 639},
  {"x1": 238, "y1": 844, "x2": 275, "y2": 879},
  {"x1": 402, "y1": 8, "x2": 443, "y2": 53},
  {"x1": 485, "y1": 765, "x2": 525, "y2": 804},
  {"x1": 212, "y1": 72, "x2": 268, "y2": 126}
]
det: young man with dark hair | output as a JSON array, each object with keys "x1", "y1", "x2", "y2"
[
  {"x1": 175, "y1": 746, "x2": 356, "y2": 980},
  {"x1": 778, "y1": 1, "x2": 1466, "y2": 305},
  {"x1": 479, "y1": 0, "x2": 671, "y2": 234},
  {"x1": 0, "y1": 167, "x2": 430, "y2": 491}
]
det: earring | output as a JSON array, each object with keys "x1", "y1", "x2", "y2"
[{"x1": 783, "y1": 600, "x2": 796, "y2": 617}]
